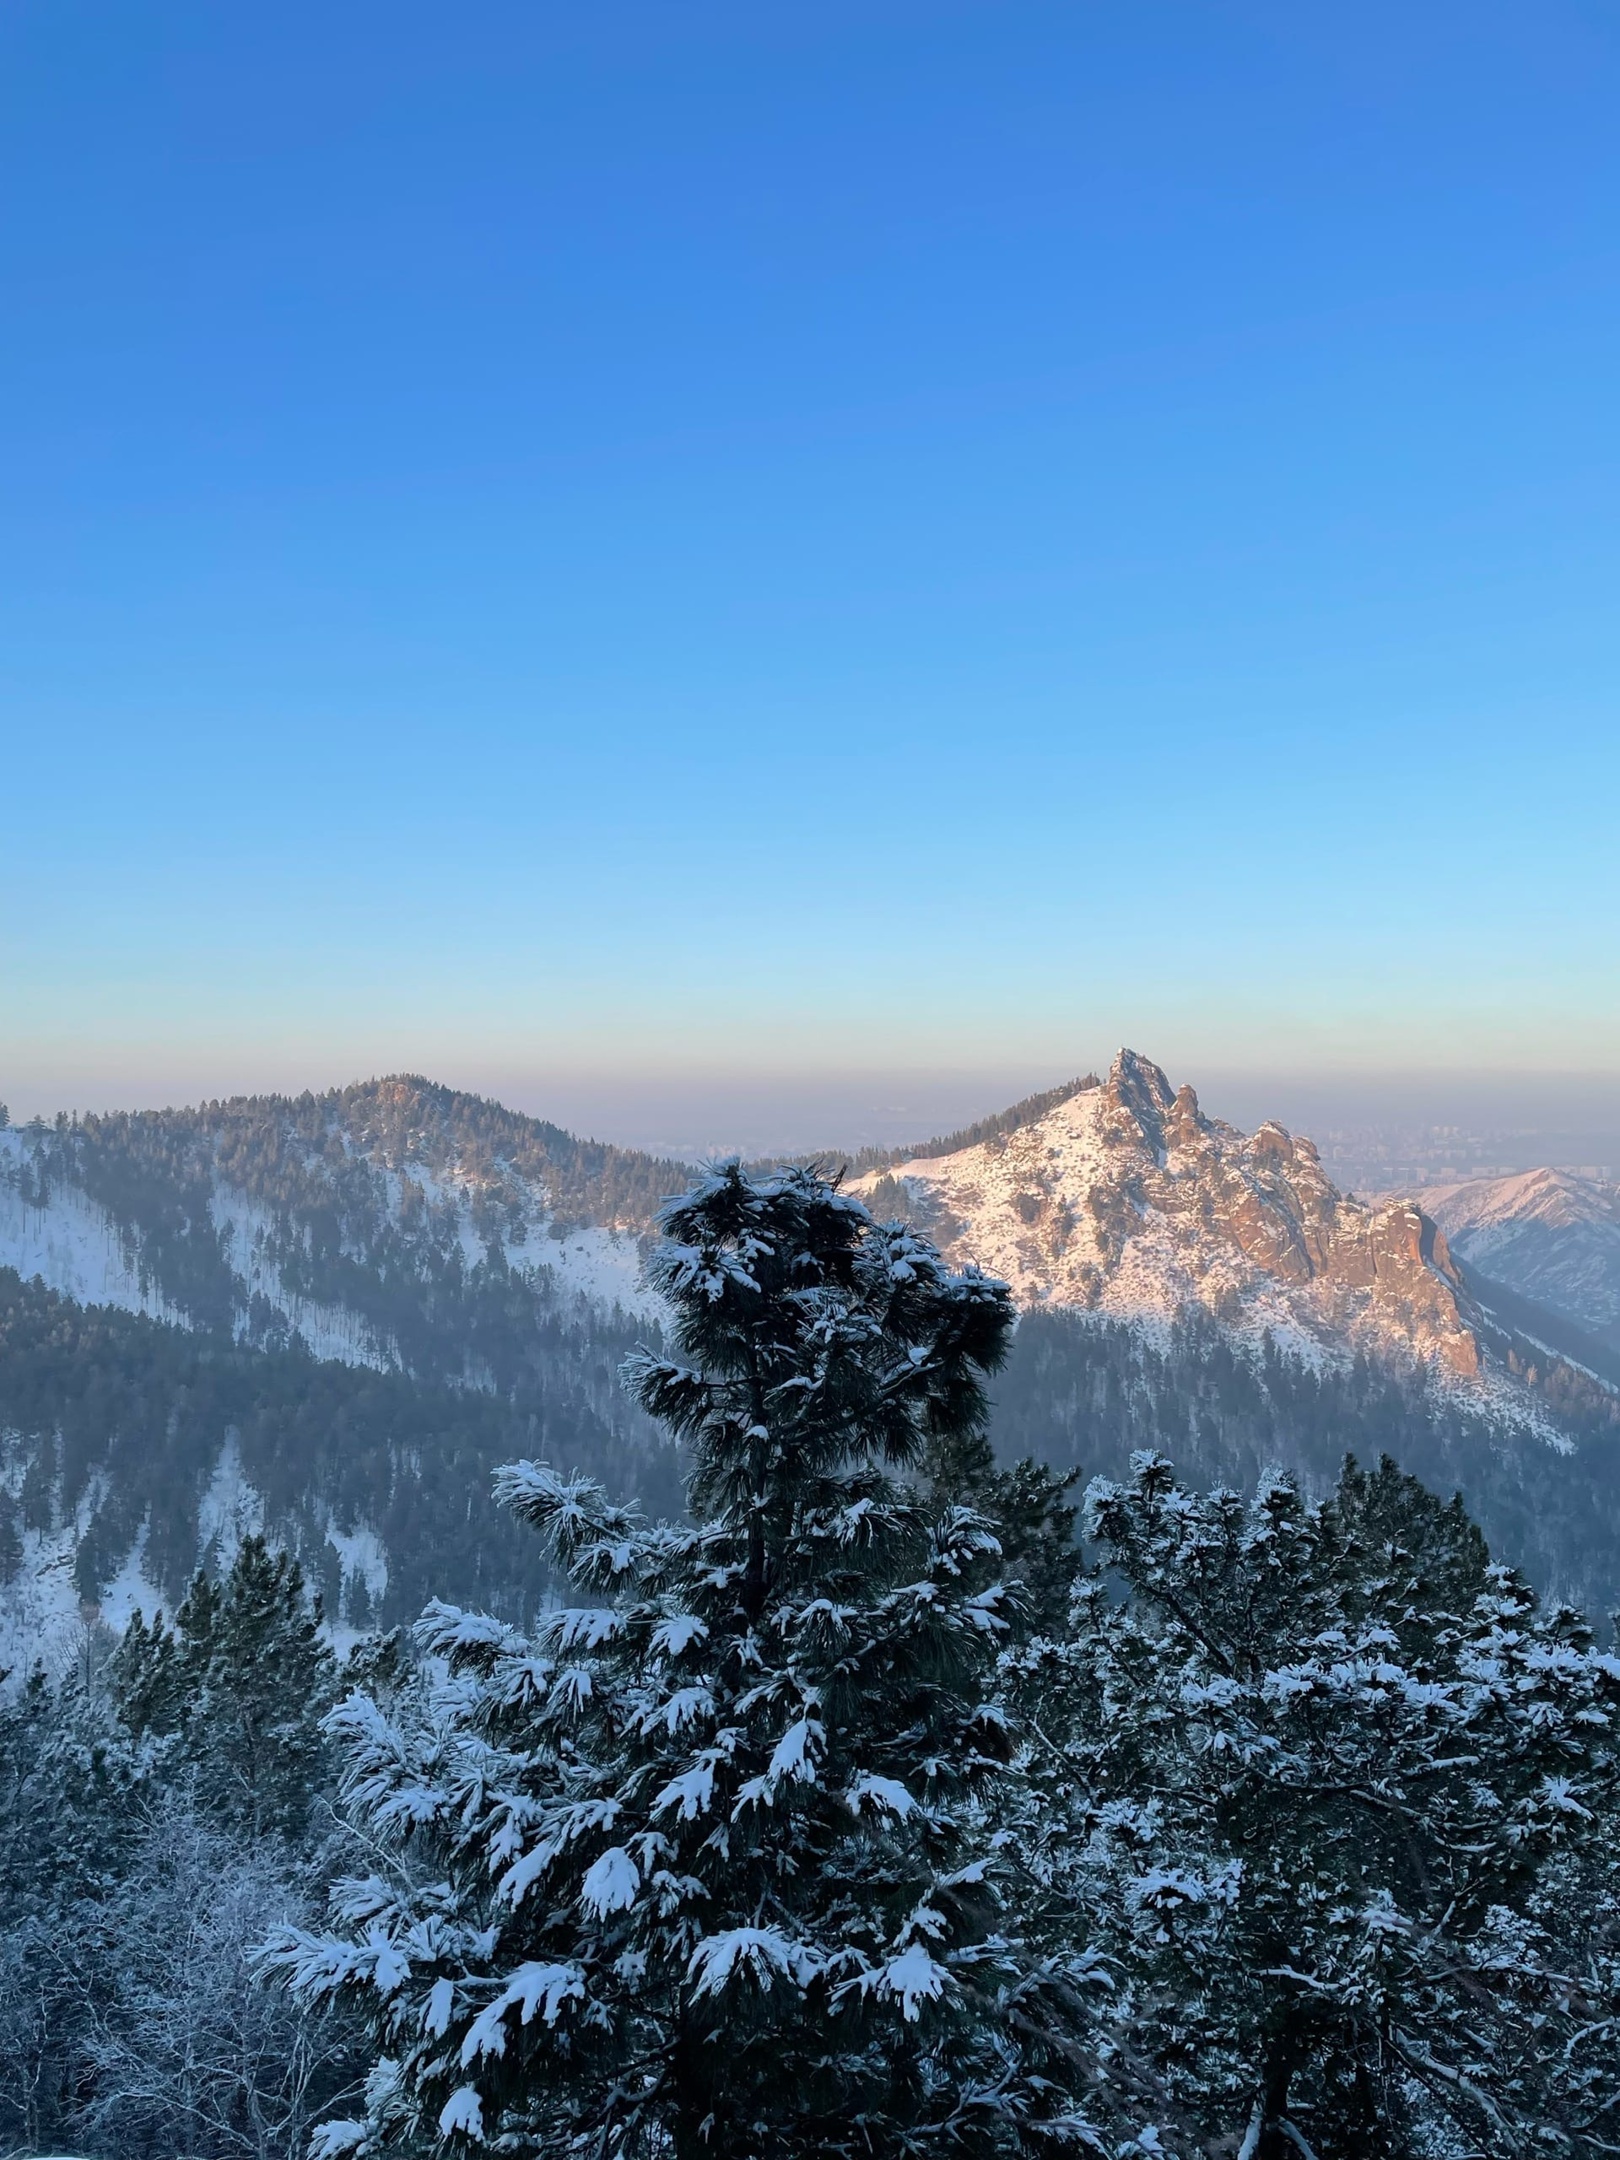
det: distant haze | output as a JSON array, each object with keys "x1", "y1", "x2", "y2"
[
  {"x1": 1193, "y1": 1072, "x2": 1620, "y2": 1193},
  {"x1": 498, "y1": 1067, "x2": 1620, "y2": 1179},
  {"x1": 496, "y1": 1065, "x2": 1620, "y2": 1183},
  {"x1": 8, "y1": 1059, "x2": 1616, "y2": 1189}
]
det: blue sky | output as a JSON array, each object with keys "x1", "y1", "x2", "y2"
[{"x1": 3, "y1": 1, "x2": 1618, "y2": 1131}]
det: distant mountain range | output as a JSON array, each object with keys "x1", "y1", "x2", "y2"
[
  {"x1": 3, "y1": 1057, "x2": 1620, "y2": 1662},
  {"x1": 1407, "y1": 1166, "x2": 1620, "y2": 1354}
]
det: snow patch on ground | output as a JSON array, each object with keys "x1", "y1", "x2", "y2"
[
  {"x1": 522, "y1": 1225, "x2": 659, "y2": 1321},
  {"x1": 0, "y1": 1450, "x2": 166, "y2": 1682},
  {"x1": 210, "y1": 1185, "x2": 396, "y2": 1367},
  {"x1": 326, "y1": 1519, "x2": 388, "y2": 1603},
  {"x1": 0, "y1": 1512, "x2": 89, "y2": 1683},
  {"x1": 0, "y1": 1131, "x2": 181, "y2": 1324},
  {"x1": 197, "y1": 1434, "x2": 264, "y2": 1561},
  {"x1": 0, "y1": 1542, "x2": 91, "y2": 1682},
  {"x1": 96, "y1": 1521, "x2": 170, "y2": 1633}
]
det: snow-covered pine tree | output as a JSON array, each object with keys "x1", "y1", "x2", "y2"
[
  {"x1": 1006, "y1": 1451, "x2": 1620, "y2": 2159},
  {"x1": 271, "y1": 1163, "x2": 1098, "y2": 2157},
  {"x1": 115, "y1": 1533, "x2": 335, "y2": 1840}
]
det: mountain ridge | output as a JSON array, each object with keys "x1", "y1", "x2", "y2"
[
  {"x1": 4, "y1": 1055, "x2": 1620, "y2": 1665},
  {"x1": 5, "y1": 1058, "x2": 1611, "y2": 1421},
  {"x1": 850, "y1": 1049, "x2": 1486, "y2": 1372},
  {"x1": 1410, "y1": 1165, "x2": 1620, "y2": 1352},
  {"x1": 0, "y1": 1073, "x2": 688, "y2": 1362}
]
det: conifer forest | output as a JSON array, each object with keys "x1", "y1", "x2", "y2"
[{"x1": 7, "y1": 1167, "x2": 1620, "y2": 2158}]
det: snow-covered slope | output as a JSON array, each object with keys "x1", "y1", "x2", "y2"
[
  {"x1": 0, "y1": 1130, "x2": 181, "y2": 1324},
  {"x1": 1410, "y1": 1168, "x2": 1620, "y2": 1350},
  {"x1": 854, "y1": 1050, "x2": 1490, "y2": 1383},
  {"x1": 0, "y1": 1086, "x2": 680, "y2": 1653},
  {"x1": 0, "y1": 1087, "x2": 664, "y2": 1372},
  {"x1": 0, "y1": 1458, "x2": 168, "y2": 1682}
]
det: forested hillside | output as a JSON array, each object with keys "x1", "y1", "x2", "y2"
[
  {"x1": 8, "y1": 1264, "x2": 1620, "y2": 1649},
  {"x1": 993, "y1": 1306, "x2": 1620, "y2": 1617},
  {"x1": 0, "y1": 1269, "x2": 680, "y2": 1653},
  {"x1": 1, "y1": 1076, "x2": 684, "y2": 1361},
  {"x1": 0, "y1": 1080, "x2": 691, "y2": 1653}
]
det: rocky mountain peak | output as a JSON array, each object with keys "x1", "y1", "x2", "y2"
[
  {"x1": 853, "y1": 1050, "x2": 1489, "y2": 1384},
  {"x1": 1104, "y1": 1048, "x2": 1177, "y2": 1130},
  {"x1": 1167, "y1": 1081, "x2": 1207, "y2": 1135}
]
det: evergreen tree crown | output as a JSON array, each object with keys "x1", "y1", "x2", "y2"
[{"x1": 269, "y1": 1166, "x2": 1098, "y2": 2156}]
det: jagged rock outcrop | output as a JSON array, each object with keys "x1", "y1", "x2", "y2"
[{"x1": 856, "y1": 1049, "x2": 1483, "y2": 1377}]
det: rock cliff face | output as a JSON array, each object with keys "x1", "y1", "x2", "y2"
[{"x1": 856, "y1": 1050, "x2": 1484, "y2": 1378}]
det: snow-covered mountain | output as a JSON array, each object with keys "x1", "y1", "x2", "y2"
[
  {"x1": 6, "y1": 1059, "x2": 1576, "y2": 1399},
  {"x1": 1410, "y1": 1167, "x2": 1620, "y2": 1352},
  {"x1": 0, "y1": 1077, "x2": 671, "y2": 1366},
  {"x1": 6, "y1": 1060, "x2": 1620, "y2": 1665},
  {"x1": 0, "y1": 1079, "x2": 693, "y2": 1658},
  {"x1": 853, "y1": 1049, "x2": 1588, "y2": 1408}
]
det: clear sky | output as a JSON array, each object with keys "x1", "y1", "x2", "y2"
[{"x1": 3, "y1": 1, "x2": 1618, "y2": 1133}]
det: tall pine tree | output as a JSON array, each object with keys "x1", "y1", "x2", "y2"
[{"x1": 273, "y1": 1164, "x2": 1096, "y2": 2156}]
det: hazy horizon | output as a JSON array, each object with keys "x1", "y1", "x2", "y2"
[{"x1": 6, "y1": 1054, "x2": 1618, "y2": 1182}]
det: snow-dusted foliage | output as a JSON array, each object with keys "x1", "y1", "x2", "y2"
[
  {"x1": 79, "y1": 1796, "x2": 352, "y2": 2160},
  {"x1": 0, "y1": 1551, "x2": 360, "y2": 2160},
  {"x1": 1006, "y1": 1452, "x2": 1620, "y2": 2157},
  {"x1": 270, "y1": 1164, "x2": 1098, "y2": 2155}
]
